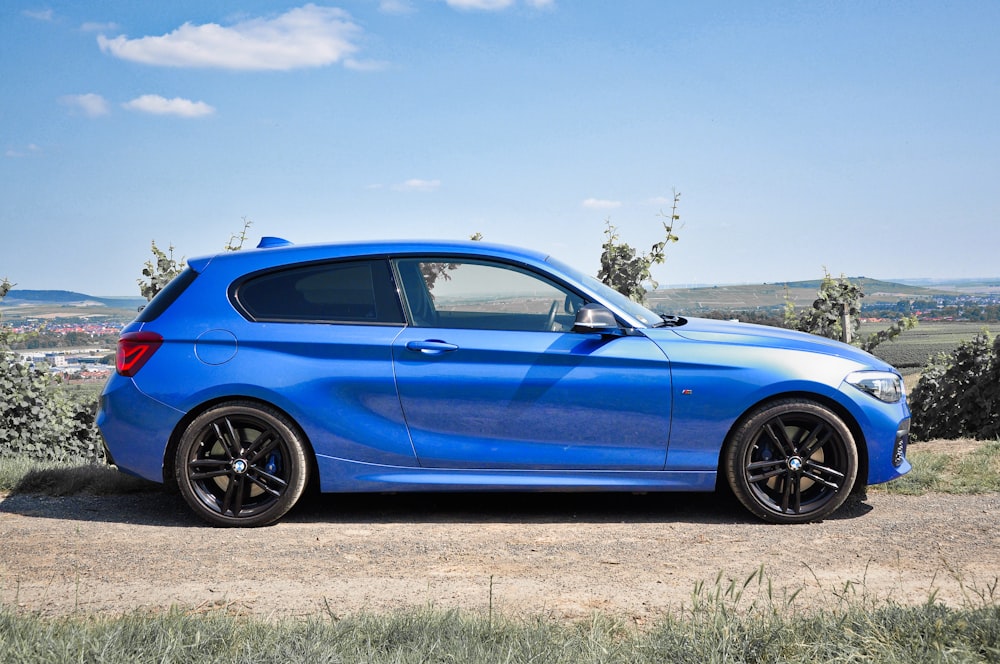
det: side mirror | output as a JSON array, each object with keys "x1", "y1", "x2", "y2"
[{"x1": 572, "y1": 303, "x2": 622, "y2": 335}]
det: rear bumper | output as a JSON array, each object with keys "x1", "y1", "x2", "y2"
[{"x1": 97, "y1": 375, "x2": 186, "y2": 484}]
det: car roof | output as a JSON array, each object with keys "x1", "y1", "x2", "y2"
[{"x1": 187, "y1": 239, "x2": 554, "y2": 276}]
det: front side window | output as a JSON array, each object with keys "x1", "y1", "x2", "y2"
[
  {"x1": 234, "y1": 259, "x2": 404, "y2": 324},
  {"x1": 394, "y1": 258, "x2": 584, "y2": 332}
]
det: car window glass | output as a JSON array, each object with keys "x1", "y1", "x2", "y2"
[
  {"x1": 136, "y1": 267, "x2": 198, "y2": 323},
  {"x1": 394, "y1": 258, "x2": 584, "y2": 332},
  {"x1": 235, "y1": 259, "x2": 403, "y2": 324},
  {"x1": 545, "y1": 256, "x2": 661, "y2": 327}
]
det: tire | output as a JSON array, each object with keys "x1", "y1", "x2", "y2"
[
  {"x1": 724, "y1": 399, "x2": 858, "y2": 524},
  {"x1": 175, "y1": 401, "x2": 309, "y2": 527}
]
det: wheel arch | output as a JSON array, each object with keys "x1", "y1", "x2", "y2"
[
  {"x1": 162, "y1": 396, "x2": 320, "y2": 493},
  {"x1": 715, "y1": 390, "x2": 869, "y2": 495}
]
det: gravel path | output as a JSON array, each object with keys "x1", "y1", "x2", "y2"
[{"x1": 1, "y1": 482, "x2": 997, "y2": 622}]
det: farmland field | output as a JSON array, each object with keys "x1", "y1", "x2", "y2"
[{"x1": 864, "y1": 321, "x2": 1000, "y2": 373}]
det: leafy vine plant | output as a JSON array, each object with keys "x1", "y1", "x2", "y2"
[
  {"x1": 138, "y1": 218, "x2": 254, "y2": 302},
  {"x1": 784, "y1": 270, "x2": 917, "y2": 352},
  {"x1": 0, "y1": 277, "x2": 12, "y2": 347},
  {"x1": 598, "y1": 190, "x2": 681, "y2": 303}
]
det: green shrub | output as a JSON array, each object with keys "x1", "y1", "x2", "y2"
[
  {"x1": 0, "y1": 276, "x2": 104, "y2": 464},
  {"x1": 909, "y1": 332, "x2": 1000, "y2": 440},
  {"x1": 0, "y1": 353, "x2": 104, "y2": 464}
]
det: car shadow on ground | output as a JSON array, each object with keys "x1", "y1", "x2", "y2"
[
  {"x1": 0, "y1": 467, "x2": 873, "y2": 527},
  {"x1": 287, "y1": 489, "x2": 873, "y2": 526}
]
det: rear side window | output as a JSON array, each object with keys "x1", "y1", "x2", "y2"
[
  {"x1": 136, "y1": 267, "x2": 199, "y2": 323},
  {"x1": 233, "y1": 259, "x2": 404, "y2": 324}
]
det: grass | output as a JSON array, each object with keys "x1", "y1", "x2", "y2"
[
  {"x1": 878, "y1": 440, "x2": 1000, "y2": 495},
  {"x1": 1, "y1": 573, "x2": 998, "y2": 663},
  {"x1": 0, "y1": 460, "x2": 158, "y2": 495}
]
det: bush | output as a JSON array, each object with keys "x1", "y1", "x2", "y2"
[
  {"x1": 0, "y1": 276, "x2": 104, "y2": 464},
  {"x1": 909, "y1": 332, "x2": 1000, "y2": 440},
  {"x1": 0, "y1": 353, "x2": 105, "y2": 463}
]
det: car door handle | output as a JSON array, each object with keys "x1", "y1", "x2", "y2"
[{"x1": 405, "y1": 340, "x2": 459, "y2": 354}]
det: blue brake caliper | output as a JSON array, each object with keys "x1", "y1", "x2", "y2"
[{"x1": 265, "y1": 452, "x2": 280, "y2": 476}]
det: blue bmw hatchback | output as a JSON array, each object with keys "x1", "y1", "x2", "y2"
[{"x1": 98, "y1": 239, "x2": 910, "y2": 527}]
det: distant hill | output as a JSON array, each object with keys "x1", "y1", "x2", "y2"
[
  {"x1": 647, "y1": 278, "x2": 949, "y2": 314},
  {"x1": 1, "y1": 289, "x2": 146, "y2": 311}
]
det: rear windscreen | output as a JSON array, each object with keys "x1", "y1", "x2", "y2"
[{"x1": 136, "y1": 267, "x2": 199, "y2": 323}]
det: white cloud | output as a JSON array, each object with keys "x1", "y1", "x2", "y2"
[
  {"x1": 97, "y1": 4, "x2": 361, "y2": 71},
  {"x1": 445, "y1": 0, "x2": 552, "y2": 10},
  {"x1": 446, "y1": 0, "x2": 515, "y2": 10},
  {"x1": 60, "y1": 93, "x2": 110, "y2": 118},
  {"x1": 122, "y1": 95, "x2": 215, "y2": 118},
  {"x1": 5, "y1": 144, "x2": 42, "y2": 158},
  {"x1": 344, "y1": 58, "x2": 389, "y2": 72},
  {"x1": 379, "y1": 0, "x2": 415, "y2": 14},
  {"x1": 582, "y1": 198, "x2": 621, "y2": 210},
  {"x1": 394, "y1": 179, "x2": 441, "y2": 192},
  {"x1": 23, "y1": 9, "x2": 54, "y2": 21},
  {"x1": 81, "y1": 21, "x2": 120, "y2": 33}
]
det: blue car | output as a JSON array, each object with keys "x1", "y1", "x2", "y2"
[{"x1": 98, "y1": 239, "x2": 910, "y2": 527}]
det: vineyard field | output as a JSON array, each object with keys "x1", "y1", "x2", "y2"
[{"x1": 865, "y1": 321, "x2": 1000, "y2": 373}]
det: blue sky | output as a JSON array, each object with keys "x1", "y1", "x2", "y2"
[{"x1": 2, "y1": 1, "x2": 998, "y2": 295}]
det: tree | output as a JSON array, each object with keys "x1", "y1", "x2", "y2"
[
  {"x1": 784, "y1": 271, "x2": 916, "y2": 352},
  {"x1": 225, "y1": 217, "x2": 253, "y2": 252},
  {"x1": 597, "y1": 191, "x2": 680, "y2": 303},
  {"x1": 138, "y1": 241, "x2": 184, "y2": 302},
  {"x1": 138, "y1": 219, "x2": 256, "y2": 302},
  {"x1": 420, "y1": 232, "x2": 483, "y2": 293}
]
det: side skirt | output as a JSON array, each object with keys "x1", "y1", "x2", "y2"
[{"x1": 315, "y1": 454, "x2": 717, "y2": 493}]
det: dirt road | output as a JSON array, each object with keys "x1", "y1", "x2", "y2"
[{"x1": 1, "y1": 480, "x2": 997, "y2": 621}]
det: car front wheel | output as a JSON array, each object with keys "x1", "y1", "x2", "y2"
[
  {"x1": 724, "y1": 399, "x2": 858, "y2": 524},
  {"x1": 175, "y1": 401, "x2": 309, "y2": 527}
]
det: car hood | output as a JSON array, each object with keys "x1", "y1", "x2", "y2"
[{"x1": 645, "y1": 316, "x2": 895, "y2": 371}]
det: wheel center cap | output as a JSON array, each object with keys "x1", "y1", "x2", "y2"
[
  {"x1": 232, "y1": 459, "x2": 248, "y2": 474},
  {"x1": 787, "y1": 456, "x2": 803, "y2": 472}
]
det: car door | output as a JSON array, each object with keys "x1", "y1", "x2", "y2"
[{"x1": 391, "y1": 257, "x2": 672, "y2": 470}]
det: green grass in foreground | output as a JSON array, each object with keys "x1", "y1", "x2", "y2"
[
  {"x1": 1, "y1": 592, "x2": 998, "y2": 664},
  {"x1": 878, "y1": 440, "x2": 1000, "y2": 495}
]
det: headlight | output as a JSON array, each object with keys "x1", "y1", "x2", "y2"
[{"x1": 845, "y1": 371, "x2": 903, "y2": 403}]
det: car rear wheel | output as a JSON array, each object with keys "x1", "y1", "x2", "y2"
[
  {"x1": 724, "y1": 399, "x2": 858, "y2": 524},
  {"x1": 175, "y1": 402, "x2": 309, "y2": 527}
]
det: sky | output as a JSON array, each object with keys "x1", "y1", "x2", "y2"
[{"x1": 2, "y1": 1, "x2": 998, "y2": 296}]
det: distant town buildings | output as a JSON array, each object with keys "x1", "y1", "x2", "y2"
[{"x1": 14, "y1": 347, "x2": 115, "y2": 382}]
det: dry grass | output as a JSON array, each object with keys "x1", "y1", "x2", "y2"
[{"x1": 1, "y1": 462, "x2": 158, "y2": 496}]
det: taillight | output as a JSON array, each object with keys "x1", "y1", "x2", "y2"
[{"x1": 116, "y1": 331, "x2": 163, "y2": 377}]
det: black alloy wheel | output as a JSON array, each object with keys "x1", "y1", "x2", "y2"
[
  {"x1": 175, "y1": 401, "x2": 308, "y2": 527},
  {"x1": 725, "y1": 399, "x2": 858, "y2": 524}
]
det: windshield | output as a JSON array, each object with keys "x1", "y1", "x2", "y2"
[{"x1": 545, "y1": 257, "x2": 662, "y2": 327}]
